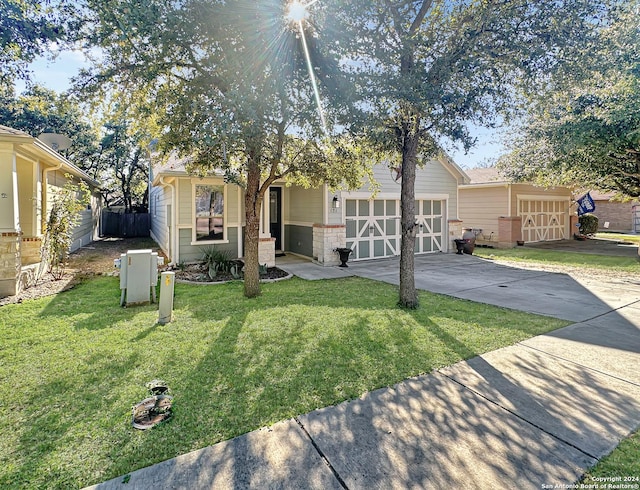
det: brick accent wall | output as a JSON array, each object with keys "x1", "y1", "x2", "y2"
[
  {"x1": 313, "y1": 224, "x2": 345, "y2": 266},
  {"x1": 258, "y1": 237, "x2": 275, "y2": 268},
  {"x1": 0, "y1": 232, "x2": 21, "y2": 297},
  {"x1": 593, "y1": 201, "x2": 640, "y2": 233},
  {"x1": 497, "y1": 216, "x2": 523, "y2": 248},
  {"x1": 20, "y1": 237, "x2": 42, "y2": 266}
]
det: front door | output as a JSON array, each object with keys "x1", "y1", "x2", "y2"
[{"x1": 269, "y1": 187, "x2": 282, "y2": 251}]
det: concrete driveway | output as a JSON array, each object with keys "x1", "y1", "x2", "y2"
[
  {"x1": 342, "y1": 252, "x2": 640, "y2": 322},
  {"x1": 279, "y1": 248, "x2": 640, "y2": 322}
]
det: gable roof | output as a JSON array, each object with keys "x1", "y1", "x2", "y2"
[
  {"x1": 0, "y1": 125, "x2": 31, "y2": 138},
  {"x1": 463, "y1": 167, "x2": 509, "y2": 184},
  {"x1": 151, "y1": 153, "x2": 225, "y2": 185},
  {"x1": 437, "y1": 151, "x2": 470, "y2": 184},
  {"x1": 0, "y1": 125, "x2": 100, "y2": 188}
]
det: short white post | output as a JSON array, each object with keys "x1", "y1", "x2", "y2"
[{"x1": 158, "y1": 271, "x2": 175, "y2": 325}]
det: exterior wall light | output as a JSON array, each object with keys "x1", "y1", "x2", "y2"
[{"x1": 332, "y1": 195, "x2": 340, "y2": 209}]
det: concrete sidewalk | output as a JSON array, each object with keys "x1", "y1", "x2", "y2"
[{"x1": 87, "y1": 254, "x2": 640, "y2": 489}]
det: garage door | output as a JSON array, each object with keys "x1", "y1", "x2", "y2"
[
  {"x1": 518, "y1": 199, "x2": 568, "y2": 242},
  {"x1": 345, "y1": 199, "x2": 444, "y2": 260},
  {"x1": 415, "y1": 199, "x2": 444, "y2": 253}
]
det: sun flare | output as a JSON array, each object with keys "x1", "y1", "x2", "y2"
[
  {"x1": 286, "y1": 1, "x2": 308, "y2": 23},
  {"x1": 285, "y1": 0, "x2": 327, "y2": 132}
]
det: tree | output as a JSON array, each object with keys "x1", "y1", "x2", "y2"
[
  {"x1": 498, "y1": 1, "x2": 640, "y2": 198},
  {"x1": 97, "y1": 119, "x2": 150, "y2": 212},
  {"x1": 323, "y1": 0, "x2": 612, "y2": 308},
  {"x1": 0, "y1": 85, "x2": 100, "y2": 166},
  {"x1": 0, "y1": 0, "x2": 74, "y2": 89},
  {"x1": 75, "y1": 0, "x2": 371, "y2": 298},
  {"x1": 0, "y1": 86, "x2": 152, "y2": 210}
]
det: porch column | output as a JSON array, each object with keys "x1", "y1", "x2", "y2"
[
  {"x1": 0, "y1": 144, "x2": 21, "y2": 297},
  {"x1": 313, "y1": 224, "x2": 345, "y2": 266},
  {"x1": 256, "y1": 192, "x2": 275, "y2": 267},
  {"x1": 259, "y1": 193, "x2": 271, "y2": 238},
  {"x1": 448, "y1": 219, "x2": 463, "y2": 253},
  {"x1": 0, "y1": 143, "x2": 20, "y2": 233}
]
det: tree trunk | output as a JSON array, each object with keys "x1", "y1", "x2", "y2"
[
  {"x1": 243, "y1": 154, "x2": 262, "y2": 298},
  {"x1": 398, "y1": 124, "x2": 419, "y2": 309}
]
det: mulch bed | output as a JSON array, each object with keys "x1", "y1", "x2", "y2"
[
  {"x1": 0, "y1": 272, "x2": 83, "y2": 307},
  {"x1": 171, "y1": 263, "x2": 290, "y2": 283}
]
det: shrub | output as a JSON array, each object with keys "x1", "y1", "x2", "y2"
[
  {"x1": 40, "y1": 175, "x2": 90, "y2": 280},
  {"x1": 201, "y1": 247, "x2": 239, "y2": 279},
  {"x1": 579, "y1": 213, "x2": 598, "y2": 235}
]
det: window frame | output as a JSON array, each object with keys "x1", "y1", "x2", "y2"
[{"x1": 191, "y1": 182, "x2": 228, "y2": 244}]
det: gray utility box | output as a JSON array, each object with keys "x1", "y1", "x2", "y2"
[{"x1": 115, "y1": 249, "x2": 164, "y2": 306}]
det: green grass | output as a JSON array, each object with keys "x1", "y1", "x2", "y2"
[
  {"x1": 582, "y1": 429, "x2": 640, "y2": 484},
  {"x1": 595, "y1": 232, "x2": 640, "y2": 245},
  {"x1": 0, "y1": 275, "x2": 568, "y2": 489},
  {"x1": 474, "y1": 247, "x2": 640, "y2": 272}
]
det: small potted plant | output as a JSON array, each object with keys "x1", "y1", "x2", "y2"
[{"x1": 334, "y1": 247, "x2": 353, "y2": 267}]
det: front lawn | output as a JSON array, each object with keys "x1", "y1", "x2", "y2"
[
  {"x1": 0, "y1": 275, "x2": 569, "y2": 489},
  {"x1": 474, "y1": 247, "x2": 640, "y2": 272},
  {"x1": 595, "y1": 232, "x2": 640, "y2": 246}
]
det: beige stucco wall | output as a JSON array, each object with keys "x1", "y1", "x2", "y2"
[{"x1": 458, "y1": 185, "x2": 509, "y2": 243}]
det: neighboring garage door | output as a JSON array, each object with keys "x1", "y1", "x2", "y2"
[
  {"x1": 518, "y1": 199, "x2": 568, "y2": 242},
  {"x1": 345, "y1": 199, "x2": 444, "y2": 260}
]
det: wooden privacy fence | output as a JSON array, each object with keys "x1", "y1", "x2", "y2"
[{"x1": 101, "y1": 211, "x2": 150, "y2": 237}]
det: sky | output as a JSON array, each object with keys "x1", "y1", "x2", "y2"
[{"x1": 15, "y1": 52, "x2": 506, "y2": 170}]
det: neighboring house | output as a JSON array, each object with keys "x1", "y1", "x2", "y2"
[
  {"x1": 0, "y1": 125, "x2": 101, "y2": 298},
  {"x1": 587, "y1": 190, "x2": 640, "y2": 233},
  {"x1": 149, "y1": 154, "x2": 469, "y2": 267},
  {"x1": 459, "y1": 168, "x2": 574, "y2": 248}
]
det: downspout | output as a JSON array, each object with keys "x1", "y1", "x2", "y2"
[{"x1": 159, "y1": 176, "x2": 177, "y2": 265}]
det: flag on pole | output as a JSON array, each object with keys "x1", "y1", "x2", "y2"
[{"x1": 576, "y1": 192, "x2": 596, "y2": 216}]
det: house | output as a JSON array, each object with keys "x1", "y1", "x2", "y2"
[
  {"x1": 149, "y1": 154, "x2": 469, "y2": 267},
  {"x1": 458, "y1": 168, "x2": 574, "y2": 248},
  {"x1": 0, "y1": 125, "x2": 101, "y2": 298},
  {"x1": 587, "y1": 190, "x2": 640, "y2": 233}
]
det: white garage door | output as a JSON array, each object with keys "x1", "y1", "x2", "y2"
[
  {"x1": 518, "y1": 199, "x2": 568, "y2": 242},
  {"x1": 345, "y1": 199, "x2": 444, "y2": 260}
]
